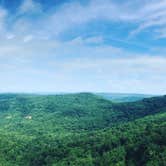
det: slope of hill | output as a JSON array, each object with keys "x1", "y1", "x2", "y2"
[
  {"x1": 0, "y1": 93, "x2": 165, "y2": 165},
  {"x1": 0, "y1": 93, "x2": 165, "y2": 132},
  {"x1": 44, "y1": 112, "x2": 166, "y2": 166}
]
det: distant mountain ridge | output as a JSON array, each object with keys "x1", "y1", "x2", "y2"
[{"x1": 96, "y1": 92, "x2": 155, "y2": 102}]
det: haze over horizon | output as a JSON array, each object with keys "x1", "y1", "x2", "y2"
[{"x1": 0, "y1": 0, "x2": 166, "y2": 94}]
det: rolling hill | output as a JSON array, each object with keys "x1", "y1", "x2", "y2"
[{"x1": 0, "y1": 93, "x2": 165, "y2": 165}]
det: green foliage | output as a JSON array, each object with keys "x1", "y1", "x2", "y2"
[{"x1": 0, "y1": 93, "x2": 165, "y2": 165}]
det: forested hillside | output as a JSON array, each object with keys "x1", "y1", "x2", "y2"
[{"x1": 0, "y1": 93, "x2": 165, "y2": 165}]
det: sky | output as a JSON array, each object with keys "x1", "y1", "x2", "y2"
[{"x1": 0, "y1": 0, "x2": 166, "y2": 94}]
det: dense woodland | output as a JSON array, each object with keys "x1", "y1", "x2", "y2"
[{"x1": 0, "y1": 93, "x2": 165, "y2": 165}]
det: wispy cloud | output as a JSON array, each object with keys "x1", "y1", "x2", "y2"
[
  {"x1": 0, "y1": 7, "x2": 7, "y2": 34},
  {"x1": 1, "y1": 45, "x2": 166, "y2": 94},
  {"x1": 1, "y1": 0, "x2": 166, "y2": 40},
  {"x1": 19, "y1": 0, "x2": 42, "y2": 14},
  {"x1": 0, "y1": 0, "x2": 166, "y2": 93},
  {"x1": 129, "y1": 0, "x2": 166, "y2": 37}
]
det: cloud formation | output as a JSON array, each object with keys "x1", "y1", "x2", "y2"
[
  {"x1": 0, "y1": 0, "x2": 166, "y2": 40},
  {"x1": 0, "y1": 0, "x2": 166, "y2": 94}
]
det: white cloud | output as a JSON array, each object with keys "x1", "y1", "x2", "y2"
[
  {"x1": 43, "y1": 0, "x2": 166, "y2": 38},
  {"x1": 19, "y1": 0, "x2": 42, "y2": 14},
  {"x1": 0, "y1": 0, "x2": 165, "y2": 40},
  {"x1": 1, "y1": 46, "x2": 166, "y2": 94},
  {"x1": 69, "y1": 36, "x2": 103, "y2": 45},
  {"x1": 0, "y1": 32, "x2": 165, "y2": 94},
  {"x1": 0, "y1": 0, "x2": 165, "y2": 93},
  {"x1": 84, "y1": 36, "x2": 103, "y2": 44},
  {"x1": 44, "y1": 0, "x2": 136, "y2": 35},
  {"x1": 0, "y1": 7, "x2": 7, "y2": 33},
  {"x1": 129, "y1": 0, "x2": 166, "y2": 37},
  {"x1": 23, "y1": 35, "x2": 34, "y2": 42},
  {"x1": 6, "y1": 34, "x2": 15, "y2": 40}
]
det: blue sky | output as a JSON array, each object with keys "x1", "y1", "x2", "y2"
[{"x1": 0, "y1": 0, "x2": 166, "y2": 94}]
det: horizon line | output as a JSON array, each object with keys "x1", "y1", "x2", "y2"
[{"x1": 0, "y1": 91, "x2": 161, "y2": 96}]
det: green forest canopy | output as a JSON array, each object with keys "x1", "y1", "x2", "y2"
[{"x1": 0, "y1": 93, "x2": 165, "y2": 165}]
